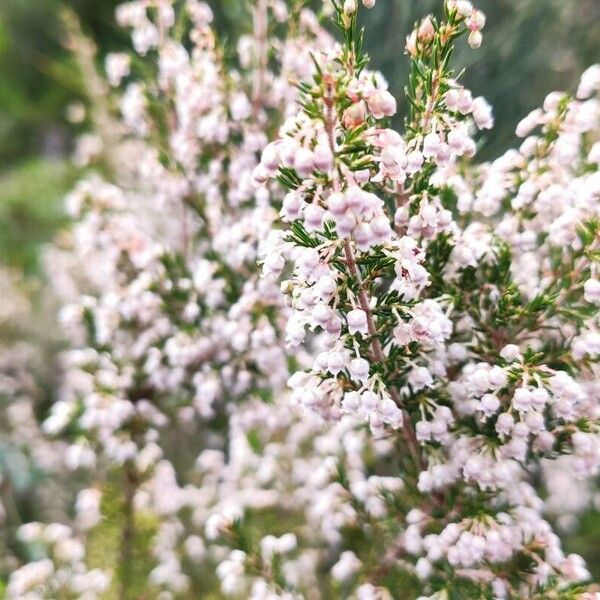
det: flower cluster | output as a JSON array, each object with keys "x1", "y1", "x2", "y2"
[{"x1": 258, "y1": 0, "x2": 600, "y2": 597}]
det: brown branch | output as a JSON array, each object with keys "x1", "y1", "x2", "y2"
[
  {"x1": 118, "y1": 464, "x2": 138, "y2": 600},
  {"x1": 343, "y1": 238, "x2": 425, "y2": 472}
]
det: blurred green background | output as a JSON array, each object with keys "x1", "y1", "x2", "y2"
[{"x1": 0, "y1": 0, "x2": 599, "y2": 583}]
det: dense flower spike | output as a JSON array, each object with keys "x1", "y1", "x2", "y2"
[
  {"x1": 2, "y1": 0, "x2": 599, "y2": 598},
  {"x1": 258, "y1": 0, "x2": 600, "y2": 597}
]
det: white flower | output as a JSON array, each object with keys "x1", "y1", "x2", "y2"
[{"x1": 347, "y1": 309, "x2": 369, "y2": 335}]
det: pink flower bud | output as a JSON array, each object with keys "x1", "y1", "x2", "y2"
[
  {"x1": 342, "y1": 391, "x2": 361, "y2": 412},
  {"x1": 349, "y1": 357, "x2": 370, "y2": 382},
  {"x1": 280, "y1": 139, "x2": 299, "y2": 167},
  {"x1": 304, "y1": 204, "x2": 325, "y2": 231},
  {"x1": 294, "y1": 147, "x2": 315, "y2": 178},
  {"x1": 343, "y1": 101, "x2": 367, "y2": 129},
  {"x1": 347, "y1": 309, "x2": 368, "y2": 335},
  {"x1": 312, "y1": 303, "x2": 333, "y2": 327},
  {"x1": 417, "y1": 16, "x2": 434, "y2": 43},
  {"x1": 263, "y1": 253, "x2": 284, "y2": 277},
  {"x1": 467, "y1": 30, "x2": 482, "y2": 49},
  {"x1": 313, "y1": 144, "x2": 334, "y2": 172},
  {"x1": 326, "y1": 317, "x2": 342, "y2": 337},
  {"x1": 455, "y1": 1, "x2": 473, "y2": 18},
  {"x1": 328, "y1": 192, "x2": 348, "y2": 216},
  {"x1": 261, "y1": 142, "x2": 280, "y2": 172},
  {"x1": 345, "y1": 186, "x2": 367, "y2": 210},
  {"x1": 335, "y1": 211, "x2": 357, "y2": 238},
  {"x1": 406, "y1": 150, "x2": 424, "y2": 173},
  {"x1": 370, "y1": 215, "x2": 392, "y2": 240},
  {"x1": 280, "y1": 192, "x2": 303, "y2": 221},
  {"x1": 584, "y1": 278, "x2": 600, "y2": 305},
  {"x1": 423, "y1": 132, "x2": 441, "y2": 158},
  {"x1": 472, "y1": 96, "x2": 493, "y2": 129},
  {"x1": 367, "y1": 89, "x2": 397, "y2": 119},
  {"x1": 467, "y1": 9, "x2": 486, "y2": 31},
  {"x1": 457, "y1": 89, "x2": 473, "y2": 114},
  {"x1": 445, "y1": 89, "x2": 460, "y2": 111},
  {"x1": 361, "y1": 390, "x2": 378, "y2": 410},
  {"x1": 327, "y1": 351, "x2": 346, "y2": 374},
  {"x1": 405, "y1": 31, "x2": 417, "y2": 57},
  {"x1": 354, "y1": 222, "x2": 374, "y2": 250},
  {"x1": 344, "y1": 0, "x2": 356, "y2": 15},
  {"x1": 354, "y1": 169, "x2": 371, "y2": 184},
  {"x1": 252, "y1": 164, "x2": 270, "y2": 186}
]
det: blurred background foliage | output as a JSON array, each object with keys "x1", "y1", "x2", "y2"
[{"x1": 0, "y1": 0, "x2": 599, "y2": 589}]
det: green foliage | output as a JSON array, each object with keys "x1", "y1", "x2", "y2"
[
  {"x1": 86, "y1": 477, "x2": 158, "y2": 600},
  {"x1": 563, "y1": 509, "x2": 600, "y2": 582},
  {"x1": 0, "y1": 158, "x2": 77, "y2": 274}
]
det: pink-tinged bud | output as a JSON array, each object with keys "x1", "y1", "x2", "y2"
[
  {"x1": 252, "y1": 164, "x2": 269, "y2": 186},
  {"x1": 280, "y1": 192, "x2": 303, "y2": 221},
  {"x1": 467, "y1": 9, "x2": 486, "y2": 31},
  {"x1": 447, "y1": 128, "x2": 465, "y2": 151},
  {"x1": 335, "y1": 211, "x2": 356, "y2": 238},
  {"x1": 370, "y1": 215, "x2": 392, "y2": 241},
  {"x1": 326, "y1": 316, "x2": 342, "y2": 337},
  {"x1": 405, "y1": 30, "x2": 417, "y2": 57},
  {"x1": 313, "y1": 144, "x2": 334, "y2": 172},
  {"x1": 376, "y1": 128, "x2": 404, "y2": 148},
  {"x1": 345, "y1": 186, "x2": 367, "y2": 210},
  {"x1": 472, "y1": 96, "x2": 493, "y2": 130},
  {"x1": 342, "y1": 391, "x2": 361, "y2": 411},
  {"x1": 279, "y1": 139, "x2": 299, "y2": 167},
  {"x1": 354, "y1": 169, "x2": 371, "y2": 184},
  {"x1": 457, "y1": 89, "x2": 473, "y2": 114},
  {"x1": 361, "y1": 390, "x2": 378, "y2": 410},
  {"x1": 467, "y1": 30, "x2": 482, "y2": 49},
  {"x1": 445, "y1": 89, "x2": 460, "y2": 111},
  {"x1": 462, "y1": 137, "x2": 476, "y2": 157},
  {"x1": 543, "y1": 91, "x2": 564, "y2": 112},
  {"x1": 367, "y1": 89, "x2": 397, "y2": 119},
  {"x1": 394, "y1": 206, "x2": 409, "y2": 226},
  {"x1": 316, "y1": 275, "x2": 337, "y2": 300},
  {"x1": 328, "y1": 351, "x2": 346, "y2": 374},
  {"x1": 353, "y1": 222, "x2": 374, "y2": 250},
  {"x1": 422, "y1": 132, "x2": 441, "y2": 158},
  {"x1": 343, "y1": 0, "x2": 356, "y2": 15},
  {"x1": 406, "y1": 150, "x2": 424, "y2": 174},
  {"x1": 261, "y1": 142, "x2": 280, "y2": 172},
  {"x1": 304, "y1": 204, "x2": 325, "y2": 231},
  {"x1": 327, "y1": 192, "x2": 347, "y2": 216},
  {"x1": 294, "y1": 147, "x2": 315, "y2": 178},
  {"x1": 435, "y1": 142, "x2": 451, "y2": 166},
  {"x1": 347, "y1": 309, "x2": 369, "y2": 335},
  {"x1": 312, "y1": 303, "x2": 333, "y2": 327},
  {"x1": 455, "y1": 1, "x2": 473, "y2": 17},
  {"x1": 349, "y1": 357, "x2": 370, "y2": 382},
  {"x1": 417, "y1": 16, "x2": 435, "y2": 43},
  {"x1": 105, "y1": 53, "x2": 130, "y2": 87},
  {"x1": 362, "y1": 0, "x2": 376, "y2": 7},
  {"x1": 263, "y1": 253, "x2": 284, "y2": 277},
  {"x1": 577, "y1": 64, "x2": 600, "y2": 99},
  {"x1": 343, "y1": 101, "x2": 367, "y2": 129},
  {"x1": 515, "y1": 108, "x2": 543, "y2": 138},
  {"x1": 584, "y1": 278, "x2": 600, "y2": 305}
]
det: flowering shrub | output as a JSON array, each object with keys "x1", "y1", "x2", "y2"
[
  {"x1": 2, "y1": 0, "x2": 600, "y2": 599},
  {"x1": 261, "y1": 0, "x2": 600, "y2": 596}
]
